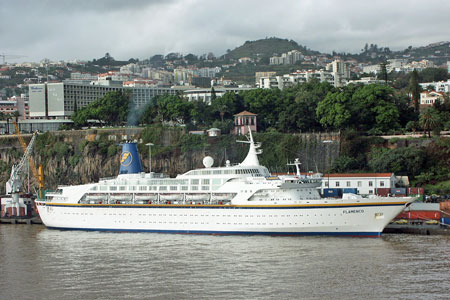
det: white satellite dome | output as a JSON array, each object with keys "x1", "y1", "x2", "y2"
[{"x1": 202, "y1": 156, "x2": 214, "y2": 168}]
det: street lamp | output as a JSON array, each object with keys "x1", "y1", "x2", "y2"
[{"x1": 145, "y1": 143, "x2": 154, "y2": 173}]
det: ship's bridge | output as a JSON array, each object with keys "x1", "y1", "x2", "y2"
[{"x1": 178, "y1": 166, "x2": 270, "y2": 178}]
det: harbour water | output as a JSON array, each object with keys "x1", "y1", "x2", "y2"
[{"x1": 1, "y1": 226, "x2": 449, "y2": 299}]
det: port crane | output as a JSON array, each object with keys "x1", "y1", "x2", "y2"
[
  {"x1": 0, "y1": 53, "x2": 27, "y2": 64},
  {"x1": 5, "y1": 131, "x2": 38, "y2": 216},
  {"x1": 11, "y1": 121, "x2": 44, "y2": 195},
  {"x1": 2, "y1": 121, "x2": 44, "y2": 217}
]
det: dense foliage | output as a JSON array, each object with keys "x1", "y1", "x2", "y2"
[{"x1": 72, "y1": 90, "x2": 133, "y2": 127}]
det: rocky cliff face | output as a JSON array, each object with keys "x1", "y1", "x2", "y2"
[{"x1": 0, "y1": 128, "x2": 340, "y2": 194}]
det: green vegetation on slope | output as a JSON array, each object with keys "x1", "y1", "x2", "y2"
[{"x1": 223, "y1": 37, "x2": 316, "y2": 60}]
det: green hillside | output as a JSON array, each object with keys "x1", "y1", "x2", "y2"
[{"x1": 223, "y1": 37, "x2": 317, "y2": 60}]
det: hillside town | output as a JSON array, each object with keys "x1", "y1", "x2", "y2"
[{"x1": 1, "y1": 39, "x2": 450, "y2": 131}]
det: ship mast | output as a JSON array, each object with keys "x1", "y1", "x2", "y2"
[{"x1": 237, "y1": 128, "x2": 262, "y2": 166}]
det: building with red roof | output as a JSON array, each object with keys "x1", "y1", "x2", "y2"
[{"x1": 233, "y1": 110, "x2": 257, "y2": 135}]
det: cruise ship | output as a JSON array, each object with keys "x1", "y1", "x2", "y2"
[{"x1": 36, "y1": 131, "x2": 416, "y2": 236}]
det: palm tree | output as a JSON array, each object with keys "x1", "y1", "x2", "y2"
[{"x1": 419, "y1": 108, "x2": 440, "y2": 137}]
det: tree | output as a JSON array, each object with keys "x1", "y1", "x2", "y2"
[
  {"x1": 210, "y1": 92, "x2": 243, "y2": 122},
  {"x1": 241, "y1": 88, "x2": 283, "y2": 131},
  {"x1": 419, "y1": 107, "x2": 441, "y2": 137},
  {"x1": 316, "y1": 87, "x2": 353, "y2": 130},
  {"x1": 72, "y1": 91, "x2": 133, "y2": 127},
  {"x1": 279, "y1": 80, "x2": 333, "y2": 132},
  {"x1": 420, "y1": 68, "x2": 448, "y2": 82},
  {"x1": 317, "y1": 84, "x2": 401, "y2": 133},
  {"x1": 368, "y1": 147, "x2": 426, "y2": 177},
  {"x1": 409, "y1": 69, "x2": 421, "y2": 112},
  {"x1": 156, "y1": 95, "x2": 193, "y2": 124},
  {"x1": 211, "y1": 87, "x2": 217, "y2": 102},
  {"x1": 378, "y1": 62, "x2": 388, "y2": 85}
]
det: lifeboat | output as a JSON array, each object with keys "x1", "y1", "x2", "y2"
[
  {"x1": 159, "y1": 193, "x2": 184, "y2": 201},
  {"x1": 134, "y1": 194, "x2": 158, "y2": 201},
  {"x1": 185, "y1": 193, "x2": 211, "y2": 201},
  {"x1": 110, "y1": 194, "x2": 132, "y2": 201},
  {"x1": 85, "y1": 193, "x2": 105, "y2": 201},
  {"x1": 211, "y1": 193, "x2": 234, "y2": 201}
]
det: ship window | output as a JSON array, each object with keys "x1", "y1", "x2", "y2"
[
  {"x1": 159, "y1": 186, "x2": 167, "y2": 191},
  {"x1": 192, "y1": 186, "x2": 198, "y2": 191},
  {"x1": 181, "y1": 186, "x2": 188, "y2": 191},
  {"x1": 151, "y1": 186, "x2": 157, "y2": 191},
  {"x1": 213, "y1": 170, "x2": 222, "y2": 174},
  {"x1": 380, "y1": 181, "x2": 385, "y2": 187},
  {"x1": 139, "y1": 186, "x2": 147, "y2": 191},
  {"x1": 203, "y1": 170, "x2": 211, "y2": 175},
  {"x1": 90, "y1": 186, "x2": 97, "y2": 191},
  {"x1": 100, "y1": 186, "x2": 107, "y2": 191},
  {"x1": 202, "y1": 186, "x2": 209, "y2": 191},
  {"x1": 335, "y1": 181, "x2": 340, "y2": 187},
  {"x1": 346, "y1": 181, "x2": 351, "y2": 187},
  {"x1": 191, "y1": 179, "x2": 199, "y2": 185},
  {"x1": 110, "y1": 186, "x2": 117, "y2": 191},
  {"x1": 202, "y1": 179, "x2": 210, "y2": 185},
  {"x1": 170, "y1": 186, "x2": 177, "y2": 191},
  {"x1": 129, "y1": 186, "x2": 137, "y2": 191},
  {"x1": 119, "y1": 186, "x2": 126, "y2": 191},
  {"x1": 369, "y1": 181, "x2": 373, "y2": 187}
]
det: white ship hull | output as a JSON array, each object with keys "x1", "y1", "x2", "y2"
[{"x1": 36, "y1": 198, "x2": 412, "y2": 237}]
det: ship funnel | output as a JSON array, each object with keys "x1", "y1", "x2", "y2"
[{"x1": 119, "y1": 142, "x2": 143, "y2": 174}]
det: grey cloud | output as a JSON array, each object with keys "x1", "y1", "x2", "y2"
[{"x1": 1, "y1": 0, "x2": 450, "y2": 62}]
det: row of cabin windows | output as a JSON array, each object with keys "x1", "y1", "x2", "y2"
[
  {"x1": 324, "y1": 181, "x2": 386, "y2": 187},
  {"x1": 187, "y1": 169, "x2": 262, "y2": 176},
  {"x1": 94, "y1": 179, "x2": 224, "y2": 191},
  {"x1": 102, "y1": 185, "x2": 213, "y2": 192}
]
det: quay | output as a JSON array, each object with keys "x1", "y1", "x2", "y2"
[{"x1": 0, "y1": 216, "x2": 42, "y2": 225}]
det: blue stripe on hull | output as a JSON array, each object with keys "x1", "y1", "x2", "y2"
[{"x1": 47, "y1": 227, "x2": 381, "y2": 237}]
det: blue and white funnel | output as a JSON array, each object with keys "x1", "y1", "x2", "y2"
[{"x1": 119, "y1": 143, "x2": 142, "y2": 174}]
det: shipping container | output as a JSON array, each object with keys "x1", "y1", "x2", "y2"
[
  {"x1": 395, "y1": 210, "x2": 441, "y2": 220},
  {"x1": 408, "y1": 187, "x2": 424, "y2": 195},
  {"x1": 391, "y1": 188, "x2": 407, "y2": 195},
  {"x1": 408, "y1": 202, "x2": 440, "y2": 211},
  {"x1": 323, "y1": 188, "x2": 342, "y2": 197},
  {"x1": 441, "y1": 217, "x2": 450, "y2": 225},
  {"x1": 376, "y1": 188, "x2": 391, "y2": 197},
  {"x1": 440, "y1": 201, "x2": 450, "y2": 213},
  {"x1": 343, "y1": 188, "x2": 358, "y2": 194}
]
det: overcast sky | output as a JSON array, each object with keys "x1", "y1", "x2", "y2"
[{"x1": 1, "y1": 0, "x2": 449, "y2": 63}]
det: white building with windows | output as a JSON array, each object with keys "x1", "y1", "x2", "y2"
[
  {"x1": 420, "y1": 91, "x2": 445, "y2": 106},
  {"x1": 259, "y1": 70, "x2": 336, "y2": 90},
  {"x1": 321, "y1": 173, "x2": 397, "y2": 195},
  {"x1": 183, "y1": 87, "x2": 255, "y2": 105},
  {"x1": 270, "y1": 50, "x2": 303, "y2": 65},
  {"x1": 419, "y1": 80, "x2": 450, "y2": 93},
  {"x1": 28, "y1": 82, "x2": 189, "y2": 119}
]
